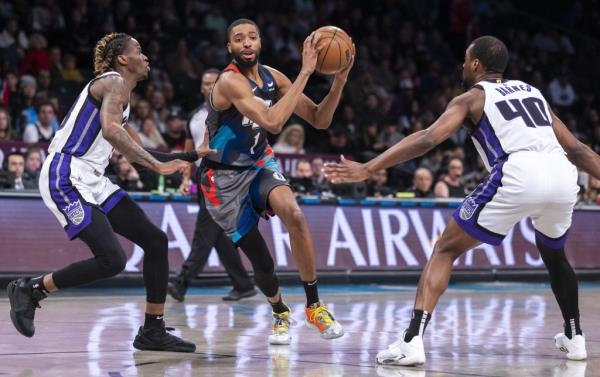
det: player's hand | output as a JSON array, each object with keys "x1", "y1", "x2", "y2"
[
  {"x1": 156, "y1": 159, "x2": 189, "y2": 176},
  {"x1": 323, "y1": 155, "x2": 370, "y2": 184},
  {"x1": 335, "y1": 42, "x2": 355, "y2": 81},
  {"x1": 300, "y1": 31, "x2": 322, "y2": 76},
  {"x1": 179, "y1": 179, "x2": 192, "y2": 196},
  {"x1": 196, "y1": 129, "x2": 217, "y2": 158}
]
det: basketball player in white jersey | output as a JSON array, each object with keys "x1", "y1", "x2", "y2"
[
  {"x1": 6, "y1": 33, "x2": 207, "y2": 352},
  {"x1": 324, "y1": 36, "x2": 598, "y2": 364}
]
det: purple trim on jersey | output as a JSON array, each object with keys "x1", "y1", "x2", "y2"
[
  {"x1": 48, "y1": 153, "x2": 93, "y2": 240},
  {"x1": 472, "y1": 113, "x2": 508, "y2": 167},
  {"x1": 61, "y1": 98, "x2": 99, "y2": 156},
  {"x1": 453, "y1": 160, "x2": 507, "y2": 246},
  {"x1": 535, "y1": 229, "x2": 569, "y2": 249},
  {"x1": 100, "y1": 189, "x2": 127, "y2": 214}
]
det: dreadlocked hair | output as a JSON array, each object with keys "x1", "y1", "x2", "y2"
[{"x1": 93, "y1": 33, "x2": 133, "y2": 76}]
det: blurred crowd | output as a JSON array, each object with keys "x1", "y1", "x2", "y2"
[{"x1": 0, "y1": 0, "x2": 599, "y2": 202}]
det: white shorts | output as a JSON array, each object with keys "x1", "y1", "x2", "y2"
[
  {"x1": 454, "y1": 151, "x2": 578, "y2": 247},
  {"x1": 39, "y1": 152, "x2": 126, "y2": 239}
]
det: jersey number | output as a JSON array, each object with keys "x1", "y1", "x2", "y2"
[
  {"x1": 242, "y1": 97, "x2": 272, "y2": 155},
  {"x1": 495, "y1": 97, "x2": 551, "y2": 128}
]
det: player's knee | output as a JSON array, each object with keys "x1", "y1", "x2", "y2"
[
  {"x1": 98, "y1": 251, "x2": 127, "y2": 277},
  {"x1": 282, "y1": 206, "x2": 306, "y2": 230},
  {"x1": 432, "y1": 239, "x2": 461, "y2": 261},
  {"x1": 143, "y1": 228, "x2": 168, "y2": 251}
]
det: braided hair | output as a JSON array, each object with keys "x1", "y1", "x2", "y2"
[{"x1": 93, "y1": 33, "x2": 133, "y2": 76}]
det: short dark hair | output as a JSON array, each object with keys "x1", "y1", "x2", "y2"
[
  {"x1": 470, "y1": 36, "x2": 509, "y2": 74},
  {"x1": 227, "y1": 18, "x2": 259, "y2": 41}
]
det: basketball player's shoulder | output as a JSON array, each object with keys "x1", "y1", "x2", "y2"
[
  {"x1": 262, "y1": 65, "x2": 290, "y2": 85},
  {"x1": 450, "y1": 88, "x2": 482, "y2": 107}
]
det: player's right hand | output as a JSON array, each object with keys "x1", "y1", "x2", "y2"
[
  {"x1": 157, "y1": 159, "x2": 189, "y2": 176},
  {"x1": 300, "y1": 31, "x2": 322, "y2": 75}
]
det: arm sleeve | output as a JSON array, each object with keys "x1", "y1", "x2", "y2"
[{"x1": 148, "y1": 149, "x2": 198, "y2": 162}]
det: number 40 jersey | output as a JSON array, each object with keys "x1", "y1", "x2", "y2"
[{"x1": 471, "y1": 79, "x2": 564, "y2": 172}]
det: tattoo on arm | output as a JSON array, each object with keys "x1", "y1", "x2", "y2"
[{"x1": 99, "y1": 77, "x2": 160, "y2": 170}]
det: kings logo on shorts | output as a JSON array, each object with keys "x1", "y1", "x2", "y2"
[
  {"x1": 64, "y1": 200, "x2": 85, "y2": 225},
  {"x1": 460, "y1": 197, "x2": 478, "y2": 220}
]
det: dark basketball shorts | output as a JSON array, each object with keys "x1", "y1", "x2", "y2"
[{"x1": 200, "y1": 156, "x2": 289, "y2": 243}]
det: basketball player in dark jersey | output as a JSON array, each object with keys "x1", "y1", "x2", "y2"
[
  {"x1": 6, "y1": 33, "x2": 212, "y2": 352},
  {"x1": 202, "y1": 19, "x2": 354, "y2": 344}
]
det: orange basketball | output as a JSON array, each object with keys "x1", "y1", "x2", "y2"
[{"x1": 313, "y1": 26, "x2": 354, "y2": 75}]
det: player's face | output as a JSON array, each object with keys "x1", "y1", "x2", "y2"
[
  {"x1": 228, "y1": 24, "x2": 261, "y2": 68},
  {"x1": 122, "y1": 38, "x2": 150, "y2": 80},
  {"x1": 201, "y1": 72, "x2": 218, "y2": 98}
]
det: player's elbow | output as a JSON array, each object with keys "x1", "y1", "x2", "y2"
[
  {"x1": 566, "y1": 142, "x2": 587, "y2": 164},
  {"x1": 263, "y1": 120, "x2": 285, "y2": 134}
]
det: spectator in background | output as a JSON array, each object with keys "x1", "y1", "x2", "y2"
[
  {"x1": 19, "y1": 33, "x2": 50, "y2": 76},
  {"x1": 3, "y1": 152, "x2": 37, "y2": 190},
  {"x1": 367, "y1": 169, "x2": 393, "y2": 198},
  {"x1": 129, "y1": 99, "x2": 151, "y2": 131},
  {"x1": 1, "y1": 72, "x2": 19, "y2": 111},
  {"x1": 24, "y1": 146, "x2": 42, "y2": 187},
  {"x1": 325, "y1": 126, "x2": 353, "y2": 156},
  {"x1": 310, "y1": 156, "x2": 327, "y2": 188},
  {"x1": 60, "y1": 53, "x2": 84, "y2": 82},
  {"x1": 23, "y1": 102, "x2": 55, "y2": 143},
  {"x1": 16, "y1": 75, "x2": 38, "y2": 130},
  {"x1": 434, "y1": 157, "x2": 466, "y2": 198},
  {"x1": 167, "y1": 39, "x2": 202, "y2": 82},
  {"x1": 0, "y1": 18, "x2": 28, "y2": 71},
  {"x1": 273, "y1": 123, "x2": 305, "y2": 154},
  {"x1": 0, "y1": 107, "x2": 15, "y2": 141},
  {"x1": 548, "y1": 72, "x2": 576, "y2": 110},
  {"x1": 150, "y1": 90, "x2": 169, "y2": 132},
  {"x1": 161, "y1": 110, "x2": 186, "y2": 150},
  {"x1": 139, "y1": 117, "x2": 167, "y2": 149},
  {"x1": 289, "y1": 159, "x2": 314, "y2": 195},
  {"x1": 115, "y1": 155, "x2": 145, "y2": 191},
  {"x1": 411, "y1": 167, "x2": 433, "y2": 198},
  {"x1": 373, "y1": 117, "x2": 404, "y2": 153}
]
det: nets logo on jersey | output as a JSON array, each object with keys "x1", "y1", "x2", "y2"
[
  {"x1": 64, "y1": 200, "x2": 85, "y2": 225},
  {"x1": 459, "y1": 197, "x2": 478, "y2": 221}
]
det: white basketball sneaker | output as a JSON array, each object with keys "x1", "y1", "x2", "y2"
[
  {"x1": 268, "y1": 309, "x2": 294, "y2": 345},
  {"x1": 376, "y1": 332, "x2": 426, "y2": 366},
  {"x1": 554, "y1": 333, "x2": 587, "y2": 360}
]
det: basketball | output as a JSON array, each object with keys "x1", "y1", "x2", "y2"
[{"x1": 314, "y1": 26, "x2": 354, "y2": 75}]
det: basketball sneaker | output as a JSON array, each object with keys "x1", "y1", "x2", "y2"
[
  {"x1": 269, "y1": 309, "x2": 294, "y2": 345},
  {"x1": 376, "y1": 331, "x2": 426, "y2": 366},
  {"x1": 7, "y1": 278, "x2": 47, "y2": 337},
  {"x1": 133, "y1": 322, "x2": 196, "y2": 352},
  {"x1": 167, "y1": 278, "x2": 186, "y2": 302},
  {"x1": 305, "y1": 302, "x2": 344, "y2": 340},
  {"x1": 554, "y1": 333, "x2": 587, "y2": 360}
]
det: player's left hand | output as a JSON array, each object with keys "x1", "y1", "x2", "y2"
[
  {"x1": 335, "y1": 42, "x2": 355, "y2": 82},
  {"x1": 323, "y1": 154, "x2": 370, "y2": 184}
]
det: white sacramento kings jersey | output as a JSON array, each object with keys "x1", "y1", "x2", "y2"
[
  {"x1": 48, "y1": 71, "x2": 130, "y2": 172},
  {"x1": 472, "y1": 79, "x2": 563, "y2": 171}
]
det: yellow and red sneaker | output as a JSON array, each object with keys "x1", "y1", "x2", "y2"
[{"x1": 305, "y1": 302, "x2": 344, "y2": 339}]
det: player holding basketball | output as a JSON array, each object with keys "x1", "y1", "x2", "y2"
[
  {"x1": 6, "y1": 33, "x2": 210, "y2": 352},
  {"x1": 203, "y1": 18, "x2": 353, "y2": 344},
  {"x1": 324, "y1": 36, "x2": 593, "y2": 364}
]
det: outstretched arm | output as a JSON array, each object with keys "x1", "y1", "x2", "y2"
[
  {"x1": 95, "y1": 76, "x2": 187, "y2": 176},
  {"x1": 211, "y1": 33, "x2": 321, "y2": 134},
  {"x1": 270, "y1": 44, "x2": 355, "y2": 129},
  {"x1": 552, "y1": 109, "x2": 600, "y2": 179},
  {"x1": 323, "y1": 93, "x2": 471, "y2": 183}
]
